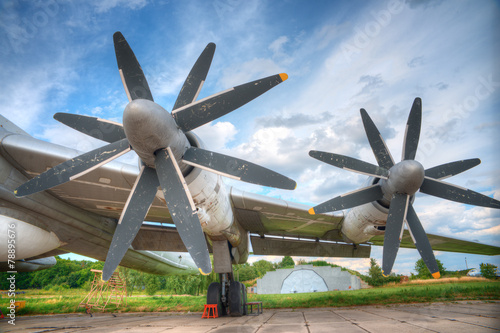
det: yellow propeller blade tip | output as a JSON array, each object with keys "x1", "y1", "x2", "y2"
[
  {"x1": 199, "y1": 268, "x2": 210, "y2": 276},
  {"x1": 279, "y1": 73, "x2": 288, "y2": 82},
  {"x1": 382, "y1": 271, "x2": 390, "y2": 277},
  {"x1": 308, "y1": 207, "x2": 315, "y2": 215},
  {"x1": 432, "y1": 272, "x2": 441, "y2": 279}
]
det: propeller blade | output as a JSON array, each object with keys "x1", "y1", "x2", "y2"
[
  {"x1": 172, "y1": 73, "x2": 288, "y2": 132},
  {"x1": 183, "y1": 147, "x2": 296, "y2": 190},
  {"x1": 402, "y1": 98, "x2": 422, "y2": 161},
  {"x1": 406, "y1": 204, "x2": 440, "y2": 278},
  {"x1": 420, "y1": 177, "x2": 500, "y2": 209},
  {"x1": 360, "y1": 108, "x2": 395, "y2": 169},
  {"x1": 173, "y1": 43, "x2": 216, "y2": 110},
  {"x1": 113, "y1": 31, "x2": 154, "y2": 102},
  {"x1": 425, "y1": 158, "x2": 481, "y2": 180},
  {"x1": 102, "y1": 165, "x2": 159, "y2": 281},
  {"x1": 54, "y1": 113, "x2": 126, "y2": 143},
  {"x1": 155, "y1": 147, "x2": 212, "y2": 275},
  {"x1": 309, "y1": 184, "x2": 383, "y2": 214},
  {"x1": 15, "y1": 138, "x2": 131, "y2": 197},
  {"x1": 309, "y1": 151, "x2": 389, "y2": 179},
  {"x1": 382, "y1": 193, "x2": 409, "y2": 276}
]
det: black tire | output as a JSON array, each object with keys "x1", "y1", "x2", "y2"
[
  {"x1": 207, "y1": 282, "x2": 226, "y2": 316},
  {"x1": 207, "y1": 282, "x2": 222, "y2": 316},
  {"x1": 241, "y1": 282, "x2": 247, "y2": 315},
  {"x1": 229, "y1": 281, "x2": 244, "y2": 317}
]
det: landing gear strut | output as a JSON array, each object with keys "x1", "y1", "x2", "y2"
[{"x1": 206, "y1": 272, "x2": 247, "y2": 316}]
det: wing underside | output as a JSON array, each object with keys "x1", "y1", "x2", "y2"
[
  {"x1": 229, "y1": 188, "x2": 371, "y2": 258},
  {"x1": 2, "y1": 129, "x2": 498, "y2": 262}
]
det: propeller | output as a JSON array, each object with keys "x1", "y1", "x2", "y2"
[
  {"x1": 309, "y1": 97, "x2": 500, "y2": 278},
  {"x1": 15, "y1": 31, "x2": 295, "y2": 280}
]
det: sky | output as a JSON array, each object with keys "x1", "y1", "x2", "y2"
[{"x1": 1, "y1": 0, "x2": 499, "y2": 276}]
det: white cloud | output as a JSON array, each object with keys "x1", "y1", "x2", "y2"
[
  {"x1": 0, "y1": 65, "x2": 78, "y2": 133},
  {"x1": 219, "y1": 58, "x2": 285, "y2": 89},
  {"x1": 269, "y1": 36, "x2": 289, "y2": 57},
  {"x1": 93, "y1": 0, "x2": 148, "y2": 13},
  {"x1": 192, "y1": 121, "x2": 238, "y2": 150}
]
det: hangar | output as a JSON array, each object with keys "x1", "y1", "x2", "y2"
[{"x1": 256, "y1": 265, "x2": 361, "y2": 294}]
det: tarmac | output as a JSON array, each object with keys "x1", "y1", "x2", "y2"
[{"x1": 1, "y1": 300, "x2": 499, "y2": 332}]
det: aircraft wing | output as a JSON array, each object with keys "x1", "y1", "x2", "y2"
[
  {"x1": 1, "y1": 125, "x2": 198, "y2": 275},
  {"x1": 1, "y1": 131, "x2": 172, "y2": 223},
  {"x1": 228, "y1": 188, "x2": 500, "y2": 258},
  {"x1": 369, "y1": 231, "x2": 500, "y2": 255},
  {"x1": 229, "y1": 188, "x2": 371, "y2": 258}
]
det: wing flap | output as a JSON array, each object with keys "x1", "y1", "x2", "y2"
[
  {"x1": 132, "y1": 225, "x2": 187, "y2": 252},
  {"x1": 251, "y1": 236, "x2": 371, "y2": 258}
]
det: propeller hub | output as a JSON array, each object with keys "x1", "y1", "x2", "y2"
[
  {"x1": 381, "y1": 160, "x2": 425, "y2": 199},
  {"x1": 123, "y1": 99, "x2": 190, "y2": 168}
]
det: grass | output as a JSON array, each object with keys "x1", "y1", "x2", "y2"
[{"x1": 1, "y1": 278, "x2": 498, "y2": 316}]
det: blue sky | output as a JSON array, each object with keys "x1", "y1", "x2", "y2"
[{"x1": 1, "y1": 0, "x2": 499, "y2": 275}]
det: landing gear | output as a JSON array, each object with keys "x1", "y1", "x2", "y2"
[
  {"x1": 207, "y1": 282, "x2": 226, "y2": 316},
  {"x1": 229, "y1": 281, "x2": 246, "y2": 316},
  {"x1": 207, "y1": 240, "x2": 248, "y2": 316},
  {"x1": 206, "y1": 273, "x2": 247, "y2": 316}
]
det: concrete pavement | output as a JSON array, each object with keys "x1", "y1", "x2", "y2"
[{"x1": 1, "y1": 300, "x2": 499, "y2": 332}]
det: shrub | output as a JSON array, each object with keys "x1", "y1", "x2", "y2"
[{"x1": 480, "y1": 263, "x2": 497, "y2": 279}]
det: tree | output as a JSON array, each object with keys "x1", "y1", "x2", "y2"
[
  {"x1": 367, "y1": 258, "x2": 384, "y2": 286},
  {"x1": 252, "y1": 260, "x2": 275, "y2": 277},
  {"x1": 145, "y1": 274, "x2": 159, "y2": 296},
  {"x1": 480, "y1": 263, "x2": 497, "y2": 279},
  {"x1": 279, "y1": 256, "x2": 295, "y2": 268},
  {"x1": 237, "y1": 265, "x2": 258, "y2": 282},
  {"x1": 414, "y1": 258, "x2": 445, "y2": 279}
]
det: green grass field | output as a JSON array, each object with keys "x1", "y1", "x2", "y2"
[{"x1": 1, "y1": 278, "x2": 498, "y2": 316}]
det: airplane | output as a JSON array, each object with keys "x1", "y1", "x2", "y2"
[{"x1": 1, "y1": 32, "x2": 499, "y2": 316}]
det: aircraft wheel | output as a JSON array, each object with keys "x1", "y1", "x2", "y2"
[
  {"x1": 229, "y1": 281, "x2": 245, "y2": 317},
  {"x1": 241, "y1": 282, "x2": 247, "y2": 315},
  {"x1": 207, "y1": 282, "x2": 226, "y2": 316}
]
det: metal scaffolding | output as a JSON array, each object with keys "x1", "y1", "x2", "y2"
[{"x1": 79, "y1": 269, "x2": 127, "y2": 313}]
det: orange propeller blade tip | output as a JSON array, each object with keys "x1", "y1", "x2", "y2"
[
  {"x1": 432, "y1": 272, "x2": 441, "y2": 279},
  {"x1": 279, "y1": 73, "x2": 288, "y2": 82},
  {"x1": 308, "y1": 207, "x2": 315, "y2": 215}
]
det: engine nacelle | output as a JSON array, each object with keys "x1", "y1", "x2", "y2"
[
  {"x1": 183, "y1": 132, "x2": 248, "y2": 264},
  {"x1": 0, "y1": 215, "x2": 61, "y2": 261},
  {"x1": 341, "y1": 201, "x2": 388, "y2": 244},
  {"x1": 0, "y1": 257, "x2": 57, "y2": 272}
]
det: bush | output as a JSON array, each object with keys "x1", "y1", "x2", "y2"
[
  {"x1": 362, "y1": 258, "x2": 403, "y2": 287},
  {"x1": 480, "y1": 263, "x2": 497, "y2": 279},
  {"x1": 145, "y1": 275, "x2": 159, "y2": 296},
  {"x1": 414, "y1": 258, "x2": 445, "y2": 279}
]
